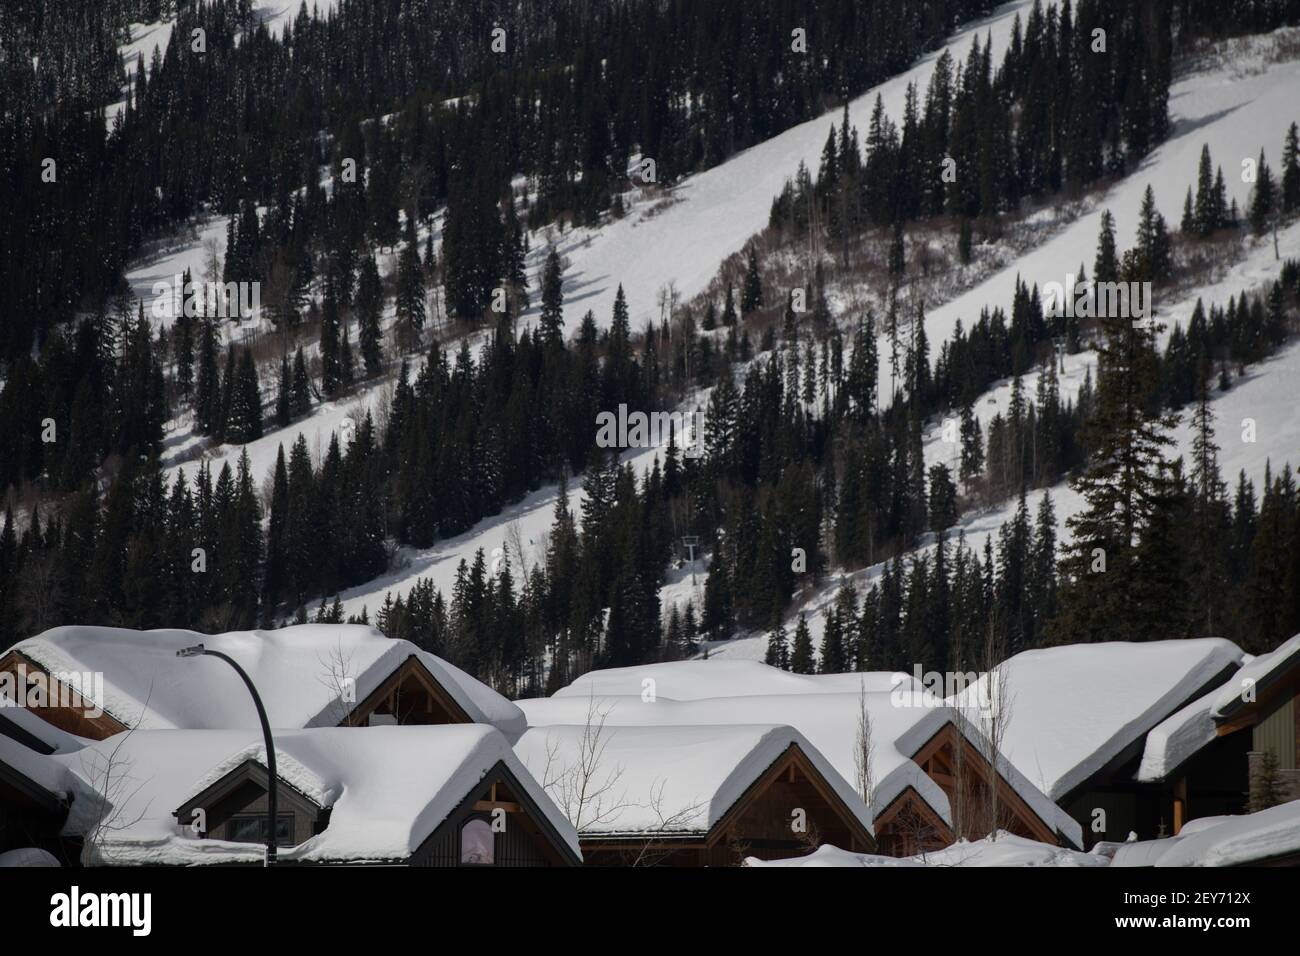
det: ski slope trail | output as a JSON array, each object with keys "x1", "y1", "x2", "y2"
[{"x1": 521, "y1": 1, "x2": 1033, "y2": 337}]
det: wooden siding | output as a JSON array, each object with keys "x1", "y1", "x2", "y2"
[
  {"x1": 0, "y1": 651, "x2": 127, "y2": 740},
  {"x1": 1253, "y1": 695, "x2": 1297, "y2": 770},
  {"x1": 409, "y1": 762, "x2": 579, "y2": 867}
]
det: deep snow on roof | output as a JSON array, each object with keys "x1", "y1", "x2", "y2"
[
  {"x1": 54, "y1": 725, "x2": 579, "y2": 865},
  {"x1": 1136, "y1": 688, "x2": 1222, "y2": 783},
  {"x1": 12, "y1": 625, "x2": 524, "y2": 736},
  {"x1": 554, "y1": 659, "x2": 920, "y2": 700},
  {"x1": 513, "y1": 721, "x2": 871, "y2": 839},
  {"x1": 0, "y1": 733, "x2": 85, "y2": 804},
  {"x1": 1141, "y1": 634, "x2": 1300, "y2": 781},
  {"x1": 520, "y1": 687, "x2": 1080, "y2": 846},
  {"x1": 949, "y1": 640, "x2": 1245, "y2": 801},
  {"x1": 1210, "y1": 633, "x2": 1300, "y2": 719},
  {"x1": 0, "y1": 692, "x2": 89, "y2": 754}
]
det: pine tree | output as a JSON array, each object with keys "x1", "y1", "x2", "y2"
[
  {"x1": 1249, "y1": 750, "x2": 1285, "y2": 812},
  {"x1": 539, "y1": 248, "x2": 564, "y2": 346},
  {"x1": 960, "y1": 402, "x2": 985, "y2": 492},
  {"x1": 1094, "y1": 209, "x2": 1118, "y2": 283},
  {"x1": 790, "y1": 613, "x2": 814, "y2": 674},
  {"x1": 1250, "y1": 149, "x2": 1276, "y2": 235},
  {"x1": 320, "y1": 282, "x2": 342, "y2": 397},
  {"x1": 741, "y1": 245, "x2": 763, "y2": 314},
  {"x1": 1194, "y1": 144, "x2": 1218, "y2": 237},
  {"x1": 722, "y1": 284, "x2": 737, "y2": 327},
  {"x1": 276, "y1": 352, "x2": 292, "y2": 428},
  {"x1": 395, "y1": 221, "x2": 426, "y2": 345},
  {"x1": 1052, "y1": 283, "x2": 1175, "y2": 644},
  {"x1": 290, "y1": 347, "x2": 311, "y2": 419},
  {"x1": 356, "y1": 253, "x2": 383, "y2": 376},
  {"x1": 1282, "y1": 122, "x2": 1300, "y2": 214},
  {"x1": 764, "y1": 612, "x2": 789, "y2": 669}
]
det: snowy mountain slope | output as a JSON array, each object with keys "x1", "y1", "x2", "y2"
[
  {"x1": 515, "y1": 0, "x2": 1034, "y2": 338},
  {"x1": 110, "y1": 3, "x2": 341, "y2": 124},
  {"x1": 907, "y1": 26, "x2": 1300, "y2": 403},
  {"x1": 706, "y1": 215, "x2": 1300, "y2": 664}
]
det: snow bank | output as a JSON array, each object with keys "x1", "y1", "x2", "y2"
[
  {"x1": 747, "y1": 832, "x2": 1105, "y2": 868},
  {"x1": 56, "y1": 725, "x2": 579, "y2": 865},
  {"x1": 1124, "y1": 801, "x2": 1300, "y2": 867},
  {"x1": 0, "y1": 848, "x2": 60, "y2": 867},
  {"x1": 12, "y1": 624, "x2": 525, "y2": 735},
  {"x1": 950, "y1": 640, "x2": 1245, "y2": 801}
]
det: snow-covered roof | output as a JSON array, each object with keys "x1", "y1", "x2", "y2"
[
  {"x1": 0, "y1": 733, "x2": 85, "y2": 805},
  {"x1": 950, "y1": 640, "x2": 1245, "y2": 801},
  {"x1": 0, "y1": 692, "x2": 89, "y2": 754},
  {"x1": 554, "y1": 659, "x2": 920, "y2": 700},
  {"x1": 1135, "y1": 687, "x2": 1222, "y2": 783},
  {"x1": 1109, "y1": 802, "x2": 1300, "y2": 867},
  {"x1": 1138, "y1": 635, "x2": 1300, "y2": 781},
  {"x1": 1209, "y1": 633, "x2": 1300, "y2": 720},
  {"x1": 513, "y1": 722, "x2": 872, "y2": 840},
  {"x1": 746, "y1": 832, "x2": 1106, "y2": 868},
  {"x1": 519, "y1": 689, "x2": 1080, "y2": 846},
  {"x1": 10, "y1": 625, "x2": 525, "y2": 736},
  {"x1": 54, "y1": 725, "x2": 579, "y2": 865}
]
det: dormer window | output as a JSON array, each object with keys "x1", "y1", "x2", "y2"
[{"x1": 228, "y1": 812, "x2": 296, "y2": 847}]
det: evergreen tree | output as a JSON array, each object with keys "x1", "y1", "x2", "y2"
[
  {"x1": 356, "y1": 253, "x2": 384, "y2": 376},
  {"x1": 789, "y1": 613, "x2": 814, "y2": 674},
  {"x1": 741, "y1": 245, "x2": 763, "y2": 314}
]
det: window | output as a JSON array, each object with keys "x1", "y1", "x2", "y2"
[
  {"x1": 228, "y1": 813, "x2": 295, "y2": 847},
  {"x1": 460, "y1": 818, "x2": 495, "y2": 865}
]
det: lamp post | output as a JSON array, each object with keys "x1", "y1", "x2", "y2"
[{"x1": 176, "y1": 644, "x2": 279, "y2": 866}]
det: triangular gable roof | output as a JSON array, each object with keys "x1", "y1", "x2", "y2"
[
  {"x1": 950, "y1": 639, "x2": 1245, "y2": 801},
  {"x1": 54, "y1": 725, "x2": 578, "y2": 865},
  {"x1": 513, "y1": 722, "x2": 873, "y2": 842},
  {"x1": 10, "y1": 625, "x2": 525, "y2": 735},
  {"x1": 522, "y1": 684, "x2": 1079, "y2": 846}
]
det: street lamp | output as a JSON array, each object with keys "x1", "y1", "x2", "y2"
[{"x1": 176, "y1": 644, "x2": 280, "y2": 866}]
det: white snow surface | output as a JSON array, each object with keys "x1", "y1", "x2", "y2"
[
  {"x1": 0, "y1": 848, "x2": 61, "y2": 867},
  {"x1": 1136, "y1": 688, "x2": 1225, "y2": 784},
  {"x1": 950, "y1": 640, "x2": 1245, "y2": 801},
  {"x1": 1210, "y1": 633, "x2": 1300, "y2": 718},
  {"x1": 1142, "y1": 632, "x2": 1300, "y2": 780},
  {"x1": 524, "y1": 670, "x2": 1082, "y2": 846},
  {"x1": 513, "y1": 721, "x2": 872, "y2": 839},
  {"x1": 12, "y1": 624, "x2": 525, "y2": 736},
  {"x1": 0, "y1": 734, "x2": 85, "y2": 803},
  {"x1": 1123, "y1": 801, "x2": 1300, "y2": 867},
  {"x1": 746, "y1": 832, "x2": 1105, "y2": 868},
  {"x1": 0, "y1": 692, "x2": 90, "y2": 754},
  {"x1": 55, "y1": 724, "x2": 579, "y2": 866},
  {"x1": 554, "y1": 659, "x2": 921, "y2": 700}
]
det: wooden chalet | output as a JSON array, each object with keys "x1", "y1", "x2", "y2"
[
  {"x1": 1, "y1": 624, "x2": 526, "y2": 740},
  {"x1": 515, "y1": 723, "x2": 875, "y2": 866},
  {"x1": 59, "y1": 725, "x2": 581, "y2": 867},
  {"x1": 1140, "y1": 634, "x2": 1300, "y2": 836}
]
